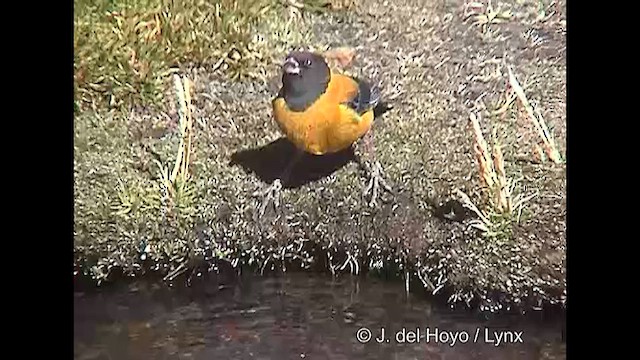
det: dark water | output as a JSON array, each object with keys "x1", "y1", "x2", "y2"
[{"x1": 74, "y1": 271, "x2": 565, "y2": 360}]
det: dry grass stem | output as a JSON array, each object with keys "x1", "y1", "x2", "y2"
[
  {"x1": 469, "y1": 112, "x2": 496, "y2": 191},
  {"x1": 468, "y1": 111, "x2": 535, "y2": 218},
  {"x1": 507, "y1": 66, "x2": 562, "y2": 163},
  {"x1": 155, "y1": 75, "x2": 195, "y2": 204},
  {"x1": 456, "y1": 189, "x2": 491, "y2": 233},
  {"x1": 171, "y1": 75, "x2": 195, "y2": 185}
]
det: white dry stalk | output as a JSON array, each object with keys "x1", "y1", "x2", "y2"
[
  {"x1": 513, "y1": 190, "x2": 538, "y2": 223},
  {"x1": 170, "y1": 75, "x2": 194, "y2": 185},
  {"x1": 469, "y1": 111, "x2": 515, "y2": 214},
  {"x1": 492, "y1": 141, "x2": 511, "y2": 213},
  {"x1": 182, "y1": 77, "x2": 194, "y2": 180},
  {"x1": 163, "y1": 262, "x2": 187, "y2": 281},
  {"x1": 171, "y1": 75, "x2": 186, "y2": 183},
  {"x1": 457, "y1": 189, "x2": 492, "y2": 230},
  {"x1": 469, "y1": 112, "x2": 496, "y2": 190},
  {"x1": 504, "y1": 175, "x2": 538, "y2": 222},
  {"x1": 464, "y1": 109, "x2": 537, "y2": 235},
  {"x1": 507, "y1": 66, "x2": 562, "y2": 163}
]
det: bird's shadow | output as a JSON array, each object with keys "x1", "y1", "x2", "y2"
[
  {"x1": 230, "y1": 138, "x2": 356, "y2": 189},
  {"x1": 230, "y1": 101, "x2": 393, "y2": 189}
]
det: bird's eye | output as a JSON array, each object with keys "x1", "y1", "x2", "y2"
[{"x1": 304, "y1": 59, "x2": 312, "y2": 66}]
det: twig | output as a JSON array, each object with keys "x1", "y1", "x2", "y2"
[
  {"x1": 170, "y1": 74, "x2": 195, "y2": 184},
  {"x1": 260, "y1": 254, "x2": 273, "y2": 275},
  {"x1": 416, "y1": 268, "x2": 435, "y2": 291},
  {"x1": 469, "y1": 112, "x2": 495, "y2": 190},
  {"x1": 457, "y1": 189, "x2": 491, "y2": 226},
  {"x1": 182, "y1": 77, "x2": 194, "y2": 182},
  {"x1": 507, "y1": 66, "x2": 562, "y2": 163},
  {"x1": 163, "y1": 262, "x2": 187, "y2": 281}
]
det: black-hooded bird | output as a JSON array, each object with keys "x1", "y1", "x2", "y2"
[{"x1": 254, "y1": 50, "x2": 392, "y2": 216}]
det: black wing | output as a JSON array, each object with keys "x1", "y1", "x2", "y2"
[{"x1": 347, "y1": 78, "x2": 381, "y2": 115}]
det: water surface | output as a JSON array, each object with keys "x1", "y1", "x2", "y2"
[{"x1": 74, "y1": 271, "x2": 565, "y2": 359}]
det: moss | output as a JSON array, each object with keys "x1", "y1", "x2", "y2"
[{"x1": 74, "y1": 0, "x2": 566, "y2": 313}]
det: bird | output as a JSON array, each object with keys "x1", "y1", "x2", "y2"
[{"x1": 253, "y1": 50, "x2": 392, "y2": 216}]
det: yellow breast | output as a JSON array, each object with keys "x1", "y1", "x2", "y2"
[{"x1": 271, "y1": 74, "x2": 375, "y2": 155}]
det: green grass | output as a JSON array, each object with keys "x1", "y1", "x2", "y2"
[
  {"x1": 74, "y1": 0, "x2": 269, "y2": 110},
  {"x1": 73, "y1": 0, "x2": 321, "y2": 283}
]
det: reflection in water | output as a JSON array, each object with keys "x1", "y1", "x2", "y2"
[{"x1": 74, "y1": 271, "x2": 565, "y2": 360}]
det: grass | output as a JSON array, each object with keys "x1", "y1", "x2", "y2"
[
  {"x1": 74, "y1": 71, "x2": 227, "y2": 284},
  {"x1": 507, "y1": 66, "x2": 562, "y2": 164},
  {"x1": 74, "y1": 0, "x2": 269, "y2": 110},
  {"x1": 459, "y1": 110, "x2": 536, "y2": 240},
  {"x1": 156, "y1": 75, "x2": 196, "y2": 212},
  {"x1": 74, "y1": 0, "x2": 566, "y2": 314},
  {"x1": 73, "y1": 0, "x2": 321, "y2": 284},
  {"x1": 446, "y1": 55, "x2": 563, "y2": 311},
  {"x1": 464, "y1": 0, "x2": 512, "y2": 35},
  {"x1": 459, "y1": 59, "x2": 563, "y2": 242}
]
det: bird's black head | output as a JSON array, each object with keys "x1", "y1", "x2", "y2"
[{"x1": 279, "y1": 51, "x2": 330, "y2": 111}]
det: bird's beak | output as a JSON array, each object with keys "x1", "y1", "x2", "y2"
[{"x1": 282, "y1": 57, "x2": 300, "y2": 75}]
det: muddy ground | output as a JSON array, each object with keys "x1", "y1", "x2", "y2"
[{"x1": 74, "y1": 0, "x2": 566, "y2": 313}]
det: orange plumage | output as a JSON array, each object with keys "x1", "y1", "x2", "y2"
[
  {"x1": 271, "y1": 51, "x2": 379, "y2": 156},
  {"x1": 252, "y1": 50, "x2": 389, "y2": 216}
]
